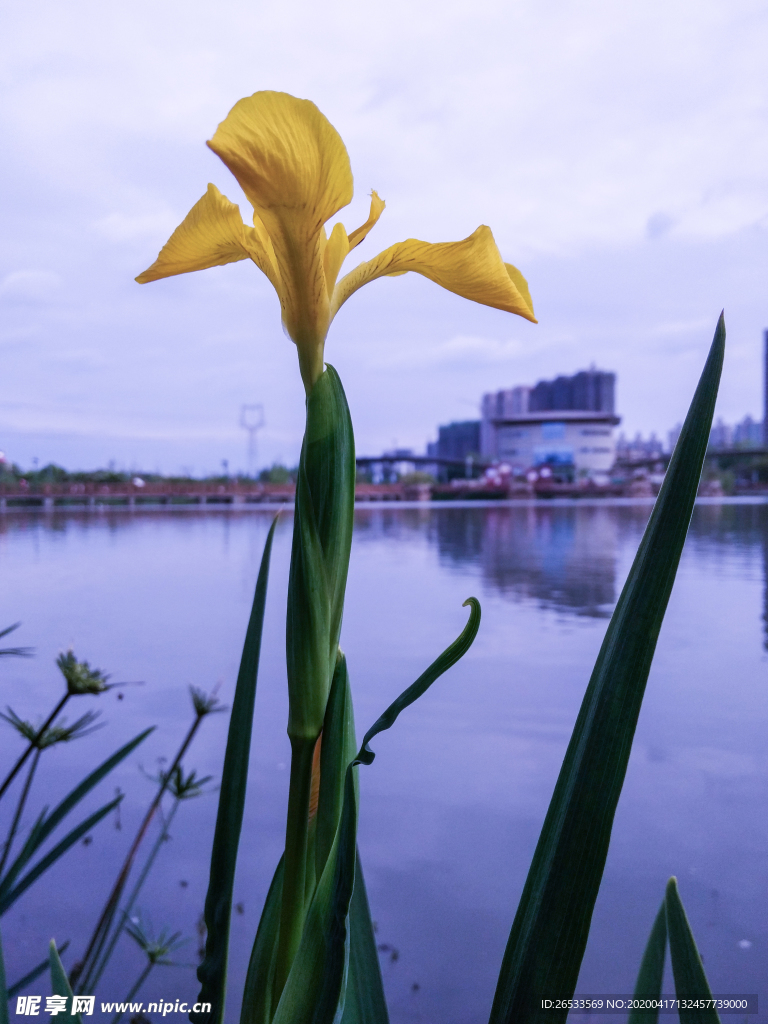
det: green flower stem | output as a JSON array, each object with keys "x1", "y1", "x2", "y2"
[
  {"x1": 0, "y1": 748, "x2": 41, "y2": 879},
  {"x1": 0, "y1": 694, "x2": 69, "y2": 802},
  {"x1": 273, "y1": 735, "x2": 318, "y2": 1001}
]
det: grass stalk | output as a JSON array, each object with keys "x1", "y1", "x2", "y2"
[
  {"x1": 75, "y1": 708, "x2": 209, "y2": 991},
  {"x1": 88, "y1": 798, "x2": 182, "y2": 990},
  {"x1": 0, "y1": 749, "x2": 41, "y2": 879},
  {"x1": 111, "y1": 962, "x2": 153, "y2": 1024}
]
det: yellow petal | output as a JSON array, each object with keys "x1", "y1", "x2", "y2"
[
  {"x1": 330, "y1": 225, "x2": 537, "y2": 323},
  {"x1": 135, "y1": 183, "x2": 274, "y2": 286},
  {"x1": 505, "y1": 262, "x2": 535, "y2": 320},
  {"x1": 207, "y1": 91, "x2": 354, "y2": 385},
  {"x1": 323, "y1": 223, "x2": 350, "y2": 297},
  {"x1": 207, "y1": 91, "x2": 353, "y2": 227},
  {"x1": 346, "y1": 190, "x2": 386, "y2": 251}
]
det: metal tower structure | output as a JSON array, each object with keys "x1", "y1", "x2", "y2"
[{"x1": 239, "y1": 404, "x2": 265, "y2": 478}]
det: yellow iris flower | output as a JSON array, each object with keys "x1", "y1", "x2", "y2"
[{"x1": 137, "y1": 90, "x2": 536, "y2": 393}]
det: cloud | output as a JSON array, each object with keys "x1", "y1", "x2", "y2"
[
  {"x1": 0, "y1": 270, "x2": 62, "y2": 305},
  {"x1": 93, "y1": 211, "x2": 181, "y2": 243}
]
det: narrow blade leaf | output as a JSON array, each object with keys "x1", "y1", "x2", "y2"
[
  {"x1": 628, "y1": 901, "x2": 667, "y2": 1024},
  {"x1": 241, "y1": 857, "x2": 284, "y2": 1024},
  {"x1": 49, "y1": 940, "x2": 81, "y2": 1024},
  {"x1": 0, "y1": 728, "x2": 153, "y2": 899},
  {"x1": 665, "y1": 878, "x2": 721, "y2": 1024},
  {"x1": 191, "y1": 517, "x2": 278, "y2": 1024},
  {"x1": 490, "y1": 316, "x2": 725, "y2": 1024},
  {"x1": 340, "y1": 852, "x2": 389, "y2": 1024},
  {"x1": 0, "y1": 797, "x2": 122, "y2": 914},
  {"x1": 7, "y1": 943, "x2": 70, "y2": 999}
]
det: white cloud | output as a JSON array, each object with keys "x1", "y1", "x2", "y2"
[
  {"x1": 0, "y1": 0, "x2": 767, "y2": 469},
  {"x1": 0, "y1": 270, "x2": 62, "y2": 305}
]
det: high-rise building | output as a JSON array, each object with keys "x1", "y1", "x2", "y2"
[
  {"x1": 481, "y1": 368, "x2": 620, "y2": 479},
  {"x1": 434, "y1": 421, "x2": 481, "y2": 461}
]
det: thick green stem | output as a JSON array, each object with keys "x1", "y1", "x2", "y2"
[{"x1": 273, "y1": 736, "x2": 317, "y2": 1001}]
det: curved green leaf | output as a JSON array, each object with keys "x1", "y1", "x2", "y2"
[
  {"x1": 489, "y1": 316, "x2": 725, "y2": 1024},
  {"x1": 191, "y1": 516, "x2": 278, "y2": 1024},
  {"x1": 356, "y1": 597, "x2": 481, "y2": 766}
]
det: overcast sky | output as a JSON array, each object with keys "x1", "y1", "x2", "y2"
[{"x1": 1, "y1": 0, "x2": 767, "y2": 474}]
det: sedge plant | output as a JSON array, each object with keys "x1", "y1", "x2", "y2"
[{"x1": 131, "y1": 90, "x2": 729, "y2": 1024}]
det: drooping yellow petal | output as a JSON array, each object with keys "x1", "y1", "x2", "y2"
[
  {"x1": 330, "y1": 225, "x2": 537, "y2": 323},
  {"x1": 346, "y1": 191, "x2": 386, "y2": 251},
  {"x1": 135, "y1": 183, "x2": 273, "y2": 285},
  {"x1": 323, "y1": 223, "x2": 350, "y2": 298},
  {"x1": 207, "y1": 91, "x2": 354, "y2": 390},
  {"x1": 505, "y1": 262, "x2": 534, "y2": 319}
]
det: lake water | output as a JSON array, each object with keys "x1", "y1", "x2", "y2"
[{"x1": 0, "y1": 501, "x2": 766, "y2": 1023}]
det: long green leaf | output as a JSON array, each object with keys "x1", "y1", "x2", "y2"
[
  {"x1": 665, "y1": 878, "x2": 721, "y2": 1024},
  {"x1": 316, "y1": 654, "x2": 358, "y2": 883},
  {"x1": 0, "y1": 727, "x2": 153, "y2": 900},
  {"x1": 272, "y1": 597, "x2": 481, "y2": 1024},
  {"x1": 241, "y1": 858, "x2": 284, "y2": 1024},
  {"x1": 489, "y1": 316, "x2": 725, "y2": 1024},
  {"x1": 0, "y1": 796, "x2": 122, "y2": 914},
  {"x1": 0, "y1": 930, "x2": 8, "y2": 1024},
  {"x1": 7, "y1": 943, "x2": 70, "y2": 999},
  {"x1": 628, "y1": 902, "x2": 667, "y2": 1024},
  {"x1": 275, "y1": 365, "x2": 357, "y2": 999},
  {"x1": 191, "y1": 517, "x2": 278, "y2": 1024},
  {"x1": 272, "y1": 766, "x2": 358, "y2": 1024},
  {"x1": 49, "y1": 940, "x2": 81, "y2": 1024},
  {"x1": 340, "y1": 852, "x2": 389, "y2": 1024},
  {"x1": 286, "y1": 364, "x2": 355, "y2": 742}
]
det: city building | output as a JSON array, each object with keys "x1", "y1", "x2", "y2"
[
  {"x1": 481, "y1": 368, "x2": 620, "y2": 479},
  {"x1": 430, "y1": 421, "x2": 481, "y2": 461}
]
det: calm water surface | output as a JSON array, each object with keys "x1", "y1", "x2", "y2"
[{"x1": 0, "y1": 501, "x2": 766, "y2": 1022}]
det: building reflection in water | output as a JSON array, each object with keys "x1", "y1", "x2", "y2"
[{"x1": 430, "y1": 505, "x2": 625, "y2": 617}]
